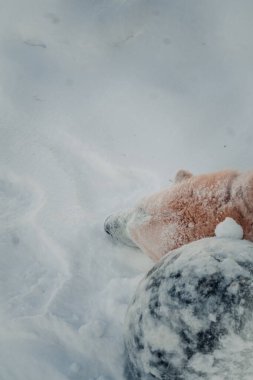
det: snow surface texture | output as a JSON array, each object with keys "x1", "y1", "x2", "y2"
[
  {"x1": 215, "y1": 217, "x2": 244, "y2": 240},
  {"x1": 125, "y1": 238, "x2": 253, "y2": 380},
  {"x1": 2, "y1": 1, "x2": 253, "y2": 379}
]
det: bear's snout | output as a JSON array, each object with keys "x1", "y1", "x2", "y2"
[
  {"x1": 104, "y1": 215, "x2": 113, "y2": 236},
  {"x1": 104, "y1": 214, "x2": 127, "y2": 238},
  {"x1": 104, "y1": 212, "x2": 138, "y2": 248}
]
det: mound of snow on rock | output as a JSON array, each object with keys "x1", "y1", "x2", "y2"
[
  {"x1": 215, "y1": 217, "x2": 243, "y2": 240},
  {"x1": 125, "y1": 238, "x2": 253, "y2": 380}
]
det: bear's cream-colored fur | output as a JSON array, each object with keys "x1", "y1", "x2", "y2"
[{"x1": 126, "y1": 170, "x2": 253, "y2": 261}]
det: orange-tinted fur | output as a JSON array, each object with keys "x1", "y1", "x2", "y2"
[{"x1": 128, "y1": 170, "x2": 253, "y2": 261}]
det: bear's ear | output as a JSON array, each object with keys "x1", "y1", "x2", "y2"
[{"x1": 175, "y1": 170, "x2": 193, "y2": 183}]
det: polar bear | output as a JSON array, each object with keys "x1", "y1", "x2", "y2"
[{"x1": 104, "y1": 169, "x2": 253, "y2": 261}]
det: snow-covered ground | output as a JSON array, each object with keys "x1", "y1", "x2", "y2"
[{"x1": 1, "y1": 1, "x2": 253, "y2": 379}]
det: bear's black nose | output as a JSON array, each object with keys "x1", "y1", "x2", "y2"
[{"x1": 104, "y1": 216, "x2": 112, "y2": 235}]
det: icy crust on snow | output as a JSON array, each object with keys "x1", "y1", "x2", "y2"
[
  {"x1": 215, "y1": 217, "x2": 243, "y2": 240},
  {"x1": 124, "y1": 238, "x2": 253, "y2": 380}
]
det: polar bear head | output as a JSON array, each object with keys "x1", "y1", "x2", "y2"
[{"x1": 104, "y1": 169, "x2": 253, "y2": 261}]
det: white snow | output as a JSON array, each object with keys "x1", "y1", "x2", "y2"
[
  {"x1": 215, "y1": 217, "x2": 243, "y2": 239},
  {"x1": 1, "y1": 1, "x2": 253, "y2": 379}
]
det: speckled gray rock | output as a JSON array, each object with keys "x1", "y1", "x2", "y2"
[{"x1": 124, "y1": 238, "x2": 253, "y2": 380}]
